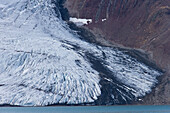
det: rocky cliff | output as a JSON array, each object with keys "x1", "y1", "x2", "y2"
[{"x1": 65, "y1": 0, "x2": 170, "y2": 104}]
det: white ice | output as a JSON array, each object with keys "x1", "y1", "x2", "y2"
[
  {"x1": 69, "y1": 17, "x2": 92, "y2": 26},
  {"x1": 0, "y1": 0, "x2": 161, "y2": 106}
]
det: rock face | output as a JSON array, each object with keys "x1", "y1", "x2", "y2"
[{"x1": 65, "y1": 0, "x2": 170, "y2": 104}]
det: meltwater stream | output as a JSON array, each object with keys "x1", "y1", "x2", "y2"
[{"x1": 0, "y1": 0, "x2": 162, "y2": 106}]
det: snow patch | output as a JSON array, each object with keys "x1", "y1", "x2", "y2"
[
  {"x1": 102, "y1": 18, "x2": 107, "y2": 22},
  {"x1": 69, "y1": 17, "x2": 92, "y2": 26}
]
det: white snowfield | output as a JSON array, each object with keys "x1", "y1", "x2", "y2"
[
  {"x1": 69, "y1": 17, "x2": 92, "y2": 26},
  {"x1": 0, "y1": 0, "x2": 161, "y2": 106}
]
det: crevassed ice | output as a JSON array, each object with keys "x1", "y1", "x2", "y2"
[
  {"x1": 0, "y1": 0, "x2": 101, "y2": 106},
  {"x1": 0, "y1": 0, "x2": 161, "y2": 106}
]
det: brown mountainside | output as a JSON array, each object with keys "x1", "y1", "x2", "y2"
[{"x1": 65, "y1": 0, "x2": 170, "y2": 104}]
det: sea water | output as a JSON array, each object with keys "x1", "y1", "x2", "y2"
[{"x1": 0, "y1": 105, "x2": 169, "y2": 113}]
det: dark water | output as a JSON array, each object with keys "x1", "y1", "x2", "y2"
[{"x1": 0, "y1": 105, "x2": 169, "y2": 113}]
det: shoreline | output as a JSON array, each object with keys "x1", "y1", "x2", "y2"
[{"x1": 0, "y1": 103, "x2": 169, "y2": 107}]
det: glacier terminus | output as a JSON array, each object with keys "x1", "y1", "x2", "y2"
[{"x1": 0, "y1": 0, "x2": 162, "y2": 106}]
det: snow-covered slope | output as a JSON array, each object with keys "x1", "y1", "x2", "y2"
[{"x1": 0, "y1": 0, "x2": 162, "y2": 106}]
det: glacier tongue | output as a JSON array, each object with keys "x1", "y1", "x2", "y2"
[{"x1": 0, "y1": 0, "x2": 161, "y2": 106}]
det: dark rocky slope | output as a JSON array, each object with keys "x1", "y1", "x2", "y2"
[{"x1": 65, "y1": 0, "x2": 170, "y2": 104}]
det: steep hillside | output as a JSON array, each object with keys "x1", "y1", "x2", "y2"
[{"x1": 65, "y1": 0, "x2": 170, "y2": 104}]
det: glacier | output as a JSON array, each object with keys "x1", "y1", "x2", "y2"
[{"x1": 0, "y1": 0, "x2": 162, "y2": 106}]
